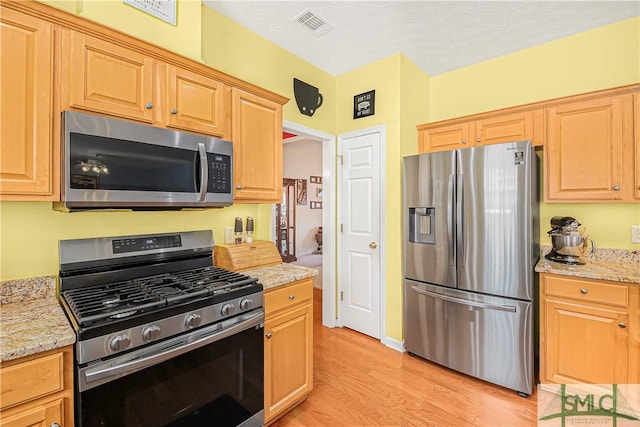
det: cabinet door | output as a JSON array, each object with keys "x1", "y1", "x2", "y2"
[
  {"x1": 635, "y1": 93, "x2": 640, "y2": 200},
  {"x1": 232, "y1": 88, "x2": 282, "y2": 202},
  {"x1": 418, "y1": 123, "x2": 470, "y2": 153},
  {"x1": 474, "y1": 111, "x2": 533, "y2": 146},
  {"x1": 0, "y1": 398, "x2": 64, "y2": 427},
  {"x1": 546, "y1": 96, "x2": 624, "y2": 201},
  {"x1": 264, "y1": 303, "x2": 313, "y2": 424},
  {"x1": 0, "y1": 9, "x2": 55, "y2": 198},
  {"x1": 66, "y1": 30, "x2": 154, "y2": 122},
  {"x1": 543, "y1": 299, "x2": 629, "y2": 384},
  {"x1": 166, "y1": 65, "x2": 227, "y2": 137}
]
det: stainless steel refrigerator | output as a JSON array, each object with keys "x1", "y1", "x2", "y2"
[{"x1": 402, "y1": 140, "x2": 539, "y2": 396}]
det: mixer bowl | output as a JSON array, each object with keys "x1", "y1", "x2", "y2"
[{"x1": 550, "y1": 234, "x2": 591, "y2": 256}]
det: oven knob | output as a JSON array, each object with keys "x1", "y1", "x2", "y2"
[
  {"x1": 109, "y1": 334, "x2": 131, "y2": 352},
  {"x1": 142, "y1": 325, "x2": 161, "y2": 342},
  {"x1": 239, "y1": 298, "x2": 253, "y2": 311},
  {"x1": 221, "y1": 303, "x2": 235, "y2": 317},
  {"x1": 185, "y1": 313, "x2": 202, "y2": 328}
]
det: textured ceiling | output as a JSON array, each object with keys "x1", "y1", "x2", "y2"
[{"x1": 203, "y1": 1, "x2": 639, "y2": 77}]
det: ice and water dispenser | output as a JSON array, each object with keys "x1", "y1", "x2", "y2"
[{"x1": 409, "y1": 207, "x2": 435, "y2": 244}]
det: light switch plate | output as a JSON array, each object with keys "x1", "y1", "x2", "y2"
[
  {"x1": 224, "y1": 227, "x2": 235, "y2": 244},
  {"x1": 632, "y1": 226, "x2": 640, "y2": 244}
]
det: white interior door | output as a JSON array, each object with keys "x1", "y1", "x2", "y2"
[{"x1": 338, "y1": 127, "x2": 383, "y2": 339}]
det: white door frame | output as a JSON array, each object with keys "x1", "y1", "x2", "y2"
[
  {"x1": 336, "y1": 125, "x2": 387, "y2": 344},
  {"x1": 282, "y1": 120, "x2": 337, "y2": 328}
]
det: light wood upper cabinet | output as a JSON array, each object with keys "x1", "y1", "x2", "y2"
[
  {"x1": 545, "y1": 95, "x2": 627, "y2": 201},
  {"x1": 0, "y1": 8, "x2": 57, "y2": 199},
  {"x1": 232, "y1": 88, "x2": 283, "y2": 202},
  {"x1": 64, "y1": 29, "x2": 155, "y2": 123},
  {"x1": 540, "y1": 274, "x2": 639, "y2": 385},
  {"x1": 418, "y1": 109, "x2": 543, "y2": 153},
  {"x1": 419, "y1": 122, "x2": 471, "y2": 152},
  {"x1": 475, "y1": 110, "x2": 540, "y2": 146},
  {"x1": 0, "y1": 346, "x2": 74, "y2": 427},
  {"x1": 165, "y1": 65, "x2": 228, "y2": 137},
  {"x1": 264, "y1": 279, "x2": 313, "y2": 425}
]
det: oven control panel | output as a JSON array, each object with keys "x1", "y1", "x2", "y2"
[{"x1": 113, "y1": 235, "x2": 182, "y2": 253}]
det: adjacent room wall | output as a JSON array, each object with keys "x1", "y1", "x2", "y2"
[{"x1": 283, "y1": 140, "x2": 323, "y2": 257}]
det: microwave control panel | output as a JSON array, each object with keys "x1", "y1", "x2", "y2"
[{"x1": 208, "y1": 154, "x2": 231, "y2": 193}]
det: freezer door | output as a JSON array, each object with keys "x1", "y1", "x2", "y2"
[
  {"x1": 403, "y1": 152, "x2": 456, "y2": 288},
  {"x1": 403, "y1": 280, "x2": 533, "y2": 395},
  {"x1": 456, "y1": 141, "x2": 538, "y2": 300}
]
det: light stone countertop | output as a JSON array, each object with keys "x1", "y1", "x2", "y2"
[
  {"x1": 0, "y1": 276, "x2": 76, "y2": 362},
  {"x1": 535, "y1": 246, "x2": 640, "y2": 284},
  {"x1": 241, "y1": 263, "x2": 319, "y2": 291}
]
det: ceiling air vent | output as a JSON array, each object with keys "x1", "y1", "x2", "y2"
[{"x1": 293, "y1": 8, "x2": 335, "y2": 37}]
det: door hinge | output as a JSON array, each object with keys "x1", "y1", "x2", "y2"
[
  {"x1": 337, "y1": 155, "x2": 343, "y2": 165},
  {"x1": 340, "y1": 224, "x2": 344, "y2": 232},
  {"x1": 340, "y1": 291, "x2": 343, "y2": 301}
]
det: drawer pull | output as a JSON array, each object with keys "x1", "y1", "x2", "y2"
[
  {"x1": 580, "y1": 288, "x2": 588, "y2": 294},
  {"x1": 266, "y1": 333, "x2": 272, "y2": 339},
  {"x1": 289, "y1": 294, "x2": 295, "y2": 300},
  {"x1": 619, "y1": 322, "x2": 627, "y2": 329}
]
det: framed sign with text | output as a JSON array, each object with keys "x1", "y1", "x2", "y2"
[
  {"x1": 124, "y1": 0, "x2": 177, "y2": 26},
  {"x1": 353, "y1": 90, "x2": 375, "y2": 119}
]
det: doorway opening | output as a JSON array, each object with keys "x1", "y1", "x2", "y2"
[{"x1": 279, "y1": 121, "x2": 336, "y2": 328}]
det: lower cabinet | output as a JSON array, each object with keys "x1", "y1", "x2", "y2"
[
  {"x1": 264, "y1": 278, "x2": 313, "y2": 425},
  {"x1": 0, "y1": 346, "x2": 74, "y2": 427},
  {"x1": 540, "y1": 273, "x2": 639, "y2": 385}
]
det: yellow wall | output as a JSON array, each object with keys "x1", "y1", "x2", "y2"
[
  {"x1": 430, "y1": 17, "x2": 640, "y2": 250},
  {"x1": 336, "y1": 53, "x2": 430, "y2": 340},
  {"x1": 41, "y1": 0, "x2": 202, "y2": 60},
  {"x1": 201, "y1": 6, "x2": 336, "y2": 135}
]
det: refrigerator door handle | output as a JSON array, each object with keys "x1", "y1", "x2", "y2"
[
  {"x1": 411, "y1": 286, "x2": 517, "y2": 312},
  {"x1": 457, "y1": 172, "x2": 465, "y2": 267},
  {"x1": 447, "y1": 173, "x2": 455, "y2": 266}
]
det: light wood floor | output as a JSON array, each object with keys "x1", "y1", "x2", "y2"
[{"x1": 271, "y1": 288, "x2": 538, "y2": 427}]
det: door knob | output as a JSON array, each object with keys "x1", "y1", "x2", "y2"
[{"x1": 369, "y1": 242, "x2": 378, "y2": 249}]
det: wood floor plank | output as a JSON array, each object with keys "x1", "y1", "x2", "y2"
[{"x1": 271, "y1": 288, "x2": 538, "y2": 427}]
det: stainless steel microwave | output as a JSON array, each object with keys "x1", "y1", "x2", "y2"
[{"x1": 57, "y1": 111, "x2": 233, "y2": 211}]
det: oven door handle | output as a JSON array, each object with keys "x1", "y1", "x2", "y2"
[{"x1": 82, "y1": 311, "x2": 264, "y2": 389}]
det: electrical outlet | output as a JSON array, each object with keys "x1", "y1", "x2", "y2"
[
  {"x1": 632, "y1": 226, "x2": 640, "y2": 244},
  {"x1": 224, "y1": 227, "x2": 235, "y2": 244}
]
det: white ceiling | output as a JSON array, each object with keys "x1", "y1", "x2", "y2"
[{"x1": 203, "y1": 1, "x2": 640, "y2": 77}]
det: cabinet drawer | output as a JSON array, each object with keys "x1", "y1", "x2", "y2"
[
  {"x1": 265, "y1": 280, "x2": 313, "y2": 316},
  {"x1": 0, "y1": 352, "x2": 64, "y2": 409},
  {"x1": 544, "y1": 275, "x2": 628, "y2": 307}
]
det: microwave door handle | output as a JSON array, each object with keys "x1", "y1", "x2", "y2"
[{"x1": 197, "y1": 143, "x2": 208, "y2": 202}]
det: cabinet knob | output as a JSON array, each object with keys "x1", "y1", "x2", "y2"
[
  {"x1": 462, "y1": 139, "x2": 467, "y2": 144},
  {"x1": 580, "y1": 288, "x2": 588, "y2": 294},
  {"x1": 236, "y1": 184, "x2": 243, "y2": 190},
  {"x1": 266, "y1": 333, "x2": 272, "y2": 339},
  {"x1": 145, "y1": 102, "x2": 153, "y2": 109},
  {"x1": 170, "y1": 108, "x2": 177, "y2": 115},
  {"x1": 51, "y1": 423, "x2": 60, "y2": 427},
  {"x1": 289, "y1": 294, "x2": 295, "y2": 300},
  {"x1": 476, "y1": 138, "x2": 481, "y2": 143},
  {"x1": 619, "y1": 322, "x2": 627, "y2": 328},
  {"x1": 613, "y1": 185, "x2": 621, "y2": 191}
]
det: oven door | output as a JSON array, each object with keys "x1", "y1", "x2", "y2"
[{"x1": 77, "y1": 311, "x2": 264, "y2": 427}]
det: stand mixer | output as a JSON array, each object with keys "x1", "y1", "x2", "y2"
[{"x1": 545, "y1": 216, "x2": 596, "y2": 265}]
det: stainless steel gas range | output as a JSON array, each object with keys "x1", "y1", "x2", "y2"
[{"x1": 58, "y1": 230, "x2": 264, "y2": 427}]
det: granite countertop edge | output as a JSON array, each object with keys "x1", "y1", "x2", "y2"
[
  {"x1": 535, "y1": 246, "x2": 640, "y2": 284},
  {"x1": 1, "y1": 276, "x2": 76, "y2": 363},
  {"x1": 241, "y1": 263, "x2": 319, "y2": 291}
]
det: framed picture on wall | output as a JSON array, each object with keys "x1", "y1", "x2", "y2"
[{"x1": 296, "y1": 179, "x2": 307, "y2": 205}]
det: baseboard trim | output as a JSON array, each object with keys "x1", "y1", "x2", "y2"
[{"x1": 381, "y1": 336, "x2": 404, "y2": 353}]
